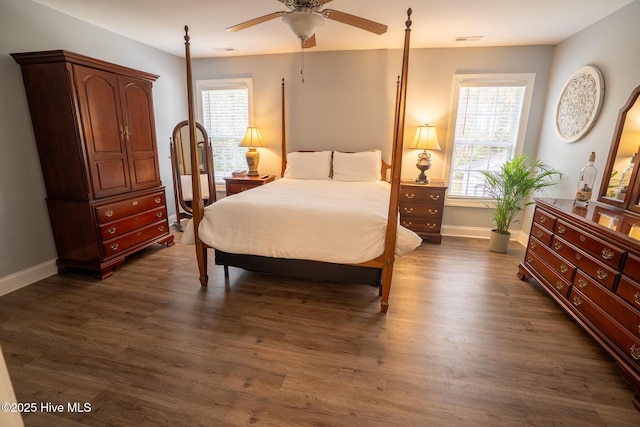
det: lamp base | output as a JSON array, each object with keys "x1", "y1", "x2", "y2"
[
  {"x1": 245, "y1": 148, "x2": 260, "y2": 177},
  {"x1": 415, "y1": 149, "x2": 431, "y2": 185}
]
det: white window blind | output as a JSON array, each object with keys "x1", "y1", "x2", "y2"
[
  {"x1": 197, "y1": 79, "x2": 252, "y2": 183},
  {"x1": 447, "y1": 76, "x2": 533, "y2": 198}
]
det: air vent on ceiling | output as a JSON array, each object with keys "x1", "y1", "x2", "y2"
[{"x1": 455, "y1": 36, "x2": 484, "y2": 42}]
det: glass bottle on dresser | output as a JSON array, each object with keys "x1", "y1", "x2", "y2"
[{"x1": 575, "y1": 151, "x2": 597, "y2": 207}]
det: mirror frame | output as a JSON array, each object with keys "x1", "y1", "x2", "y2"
[
  {"x1": 598, "y1": 85, "x2": 640, "y2": 211},
  {"x1": 170, "y1": 120, "x2": 216, "y2": 230}
]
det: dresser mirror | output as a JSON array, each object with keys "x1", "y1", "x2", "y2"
[
  {"x1": 598, "y1": 85, "x2": 640, "y2": 211},
  {"x1": 170, "y1": 120, "x2": 216, "y2": 230}
]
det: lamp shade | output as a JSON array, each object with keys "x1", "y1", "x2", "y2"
[
  {"x1": 239, "y1": 127, "x2": 264, "y2": 148},
  {"x1": 282, "y1": 10, "x2": 324, "y2": 42},
  {"x1": 410, "y1": 125, "x2": 441, "y2": 151}
]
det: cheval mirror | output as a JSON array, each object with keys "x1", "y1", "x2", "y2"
[
  {"x1": 598, "y1": 85, "x2": 640, "y2": 212},
  {"x1": 170, "y1": 120, "x2": 216, "y2": 231}
]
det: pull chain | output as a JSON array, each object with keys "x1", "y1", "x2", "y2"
[{"x1": 300, "y1": 43, "x2": 305, "y2": 83}]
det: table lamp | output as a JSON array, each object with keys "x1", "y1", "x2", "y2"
[
  {"x1": 410, "y1": 124, "x2": 441, "y2": 184},
  {"x1": 239, "y1": 127, "x2": 264, "y2": 176}
]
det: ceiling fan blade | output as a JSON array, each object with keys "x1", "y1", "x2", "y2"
[
  {"x1": 226, "y1": 12, "x2": 285, "y2": 32},
  {"x1": 323, "y1": 9, "x2": 387, "y2": 35},
  {"x1": 302, "y1": 34, "x2": 317, "y2": 49}
]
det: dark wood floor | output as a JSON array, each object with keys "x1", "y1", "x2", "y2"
[{"x1": 1, "y1": 234, "x2": 639, "y2": 426}]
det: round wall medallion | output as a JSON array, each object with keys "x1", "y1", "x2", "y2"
[{"x1": 555, "y1": 65, "x2": 604, "y2": 143}]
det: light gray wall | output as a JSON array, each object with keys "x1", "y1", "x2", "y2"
[
  {"x1": 193, "y1": 45, "x2": 555, "y2": 233},
  {"x1": 0, "y1": 0, "x2": 187, "y2": 279},
  {"x1": 523, "y1": 0, "x2": 640, "y2": 233}
]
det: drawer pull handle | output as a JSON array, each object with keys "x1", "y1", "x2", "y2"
[
  {"x1": 554, "y1": 241, "x2": 563, "y2": 250},
  {"x1": 427, "y1": 223, "x2": 437, "y2": 229},
  {"x1": 539, "y1": 215, "x2": 547, "y2": 224},
  {"x1": 579, "y1": 234, "x2": 586, "y2": 242},
  {"x1": 601, "y1": 248, "x2": 614, "y2": 260},
  {"x1": 110, "y1": 243, "x2": 119, "y2": 251},
  {"x1": 575, "y1": 253, "x2": 582, "y2": 261},
  {"x1": 555, "y1": 281, "x2": 564, "y2": 291},
  {"x1": 526, "y1": 256, "x2": 533, "y2": 263},
  {"x1": 634, "y1": 292, "x2": 640, "y2": 305},
  {"x1": 596, "y1": 269, "x2": 609, "y2": 280},
  {"x1": 559, "y1": 264, "x2": 568, "y2": 274},
  {"x1": 132, "y1": 200, "x2": 138, "y2": 206},
  {"x1": 577, "y1": 277, "x2": 588, "y2": 289},
  {"x1": 631, "y1": 345, "x2": 640, "y2": 361},
  {"x1": 156, "y1": 212, "x2": 163, "y2": 218},
  {"x1": 154, "y1": 197, "x2": 161, "y2": 203},
  {"x1": 557, "y1": 224, "x2": 566, "y2": 234},
  {"x1": 158, "y1": 226, "x2": 165, "y2": 232},
  {"x1": 405, "y1": 193, "x2": 416, "y2": 199},
  {"x1": 429, "y1": 194, "x2": 440, "y2": 201},
  {"x1": 428, "y1": 209, "x2": 438, "y2": 215},
  {"x1": 403, "y1": 207, "x2": 413, "y2": 214},
  {"x1": 402, "y1": 221, "x2": 412, "y2": 226},
  {"x1": 104, "y1": 209, "x2": 114, "y2": 218},
  {"x1": 107, "y1": 226, "x2": 116, "y2": 235},
  {"x1": 572, "y1": 296, "x2": 583, "y2": 307},
  {"x1": 536, "y1": 230, "x2": 543, "y2": 238},
  {"x1": 530, "y1": 242, "x2": 537, "y2": 249}
]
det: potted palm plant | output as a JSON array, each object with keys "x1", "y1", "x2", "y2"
[{"x1": 479, "y1": 154, "x2": 562, "y2": 253}]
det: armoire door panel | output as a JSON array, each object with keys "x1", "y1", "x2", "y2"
[
  {"x1": 119, "y1": 76, "x2": 161, "y2": 190},
  {"x1": 73, "y1": 65, "x2": 131, "y2": 198},
  {"x1": 94, "y1": 159, "x2": 130, "y2": 194}
]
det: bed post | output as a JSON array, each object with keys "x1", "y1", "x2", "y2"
[
  {"x1": 380, "y1": 9, "x2": 412, "y2": 313},
  {"x1": 184, "y1": 26, "x2": 208, "y2": 286},
  {"x1": 281, "y1": 78, "x2": 287, "y2": 177}
]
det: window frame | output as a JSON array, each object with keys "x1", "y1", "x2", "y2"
[
  {"x1": 195, "y1": 78, "x2": 254, "y2": 188},
  {"x1": 443, "y1": 73, "x2": 536, "y2": 207}
]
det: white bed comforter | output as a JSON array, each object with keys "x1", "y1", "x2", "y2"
[{"x1": 184, "y1": 178, "x2": 422, "y2": 264}]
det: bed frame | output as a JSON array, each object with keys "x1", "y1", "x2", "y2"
[{"x1": 182, "y1": 9, "x2": 413, "y2": 313}]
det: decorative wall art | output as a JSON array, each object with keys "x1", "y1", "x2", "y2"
[{"x1": 555, "y1": 65, "x2": 604, "y2": 143}]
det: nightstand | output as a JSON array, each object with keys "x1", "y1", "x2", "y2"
[
  {"x1": 224, "y1": 175, "x2": 275, "y2": 196},
  {"x1": 399, "y1": 181, "x2": 448, "y2": 244}
]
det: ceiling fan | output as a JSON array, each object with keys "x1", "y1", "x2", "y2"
[{"x1": 226, "y1": 0, "x2": 388, "y2": 49}]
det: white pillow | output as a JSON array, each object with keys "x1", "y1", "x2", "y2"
[
  {"x1": 332, "y1": 150, "x2": 382, "y2": 182},
  {"x1": 283, "y1": 151, "x2": 332, "y2": 180}
]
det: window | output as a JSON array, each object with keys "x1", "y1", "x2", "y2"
[
  {"x1": 446, "y1": 74, "x2": 535, "y2": 201},
  {"x1": 196, "y1": 78, "x2": 253, "y2": 184}
]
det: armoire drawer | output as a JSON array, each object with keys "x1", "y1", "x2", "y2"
[
  {"x1": 98, "y1": 206, "x2": 167, "y2": 240},
  {"x1": 95, "y1": 191, "x2": 166, "y2": 224},
  {"x1": 101, "y1": 220, "x2": 168, "y2": 259},
  {"x1": 551, "y1": 236, "x2": 620, "y2": 290},
  {"x1": 555, "y1": 219, "x2": 625, "y2": 270},
  {"x1": 570, "y1": 288, "x2": 640, "y2": 368}
]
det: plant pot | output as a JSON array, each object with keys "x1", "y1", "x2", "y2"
[{"x1": 489, "y1": 229, "x2": 511, "y2": 253}]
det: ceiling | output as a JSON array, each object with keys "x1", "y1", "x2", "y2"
[{"x1": 33, "y1": 0, "x2": 634, "y2": 58}]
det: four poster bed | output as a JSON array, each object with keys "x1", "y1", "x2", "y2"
[{"x1": 182, "y1": 9, "x2": 416, "y2": 313}]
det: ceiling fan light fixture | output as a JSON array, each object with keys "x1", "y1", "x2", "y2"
[{"x1": 282, "y1": 9, "x2": 324, "y2": 41}]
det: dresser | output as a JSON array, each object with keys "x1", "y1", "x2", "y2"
[
  {"x1": 224, "y1": 175, "x2": 276, "y2": 196},
  {"x1": 518, "y1": 198, "x2": 640, "y2": 410},
  {"x1": 12, "y1": 50, "x2": 174, "y2": 279},
  {"x1": 399, "y1": 182, "x2": 447, "y2": 243}
]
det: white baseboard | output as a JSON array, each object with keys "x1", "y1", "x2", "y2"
[
  {"x1": 0, "y1": 260, "x2": 57, "y2": 298},
  {"x1": 441, "y1": 225, "x2": 527, "y2": 247}
]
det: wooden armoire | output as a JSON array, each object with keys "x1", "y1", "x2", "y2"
[{"x1": 12, "y1": 50, "x2": 174, "y2": 279}]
